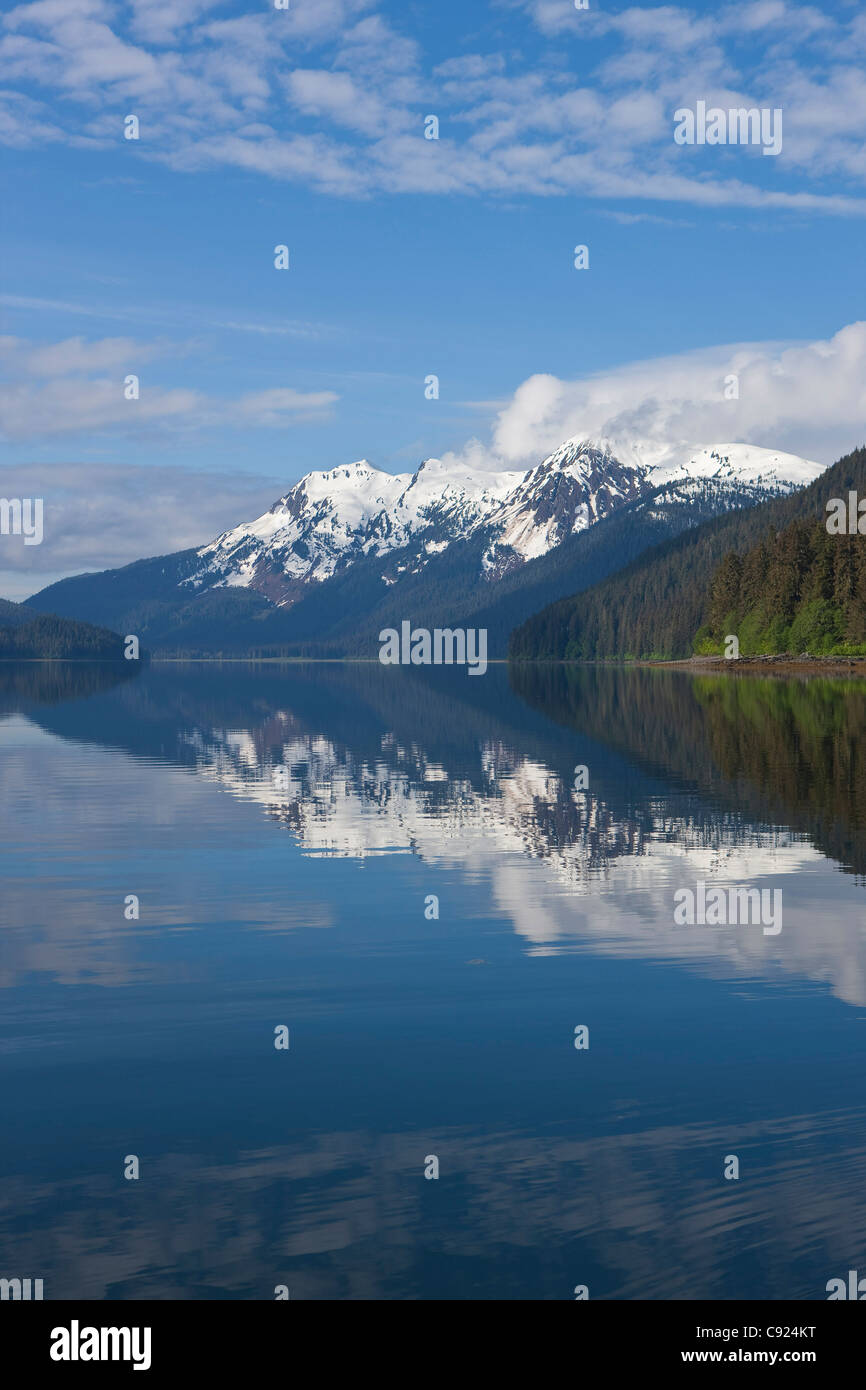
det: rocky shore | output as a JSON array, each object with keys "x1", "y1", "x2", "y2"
[{"x1": 654, "y1": 654, "x2": 866, "y2": 675}]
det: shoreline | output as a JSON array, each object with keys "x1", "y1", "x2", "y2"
[
  {"x1": 4, "y1": 653, "x2": 866, "y2": 677},
  {"x1": 646, "y1": 654, "x2": 866, "y2": 676}
]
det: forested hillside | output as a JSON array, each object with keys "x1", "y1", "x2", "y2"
[
  {"x1": 697, "y1": 518, "x2": 866, "y2": 655},
  {"x1": 0, "y1": 604, "x2": 131, "y2": 659},
  {"x1": 0, "y1": 596, "x2": 34, "y2": 628},
  {"x1": 510, "y1": 446, "x2": 866, "y2": 661}
]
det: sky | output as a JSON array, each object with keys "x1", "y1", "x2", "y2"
[{"x1": 1, "y1": 0, "x2": 866, "y2": 596}]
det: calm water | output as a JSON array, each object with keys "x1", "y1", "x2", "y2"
[{"x1": 1, "y1": 660, "x2": 865, "y2": 1301}]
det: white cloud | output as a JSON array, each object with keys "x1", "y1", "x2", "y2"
[
  {"x1": 0, "y1": 459, "x2": 284, "y2": 596},
  {"x1": 0, "y1": 334, "x2": 175, "y2": 375},
  {"x1": 3, "y1": 0, "x2": 866, "y2": 212},
  {"x1": 128, "y1": 0, "x2": 224, "y2": 48},
  {"x1": 0, "y1": 335, "x2": 339, "y2": 440},
  {"x1": 285, "y1": 68, "x2": 395, "y2": 137},
  {"x1": 235, "y1": 387, "x2": 339, "y2": 427},
  {"x1": 446, "y1": 322, "x2": 866, "y2": 470}
]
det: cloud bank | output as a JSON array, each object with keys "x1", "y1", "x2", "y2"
[
  {"x1": 448, "y1": 321, "x2": 866, "y2": 472},
  {"x1": 3, "y1": 0, "x2": 866, "y2": 213},
  {"x1": 0, "y1": 460, "x2": 282, "y2": 600}
]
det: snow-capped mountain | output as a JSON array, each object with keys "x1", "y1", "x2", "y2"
[
  {"x1": 187, "y1": 438, "x2": 823, "y2": 605},
  {"x1": 22, "y1": 433, "x2": 827, "y2": 656}
]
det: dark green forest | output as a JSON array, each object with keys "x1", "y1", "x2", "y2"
[
  {"x1": 697, "y1": 516, "x2": 866, "y2": 655},
  {"x1": 0, "y1": 610, "x2": 130, "y2": 659},
  {"x1": 511, "y1": 661, "x2": 866, "y2": 876},
  {"x1": 510, "y1": 446, "x2": 866, "y2": 661}
]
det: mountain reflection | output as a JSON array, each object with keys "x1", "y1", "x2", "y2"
[
  {"x1": 3, "y1": 661, "x2": 866, "y2": 1002},
  {"x1": 3, "y1": 660, "x2": 866, "y2": 1302}
]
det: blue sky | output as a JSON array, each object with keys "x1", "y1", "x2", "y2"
[{"x1": 1, "y1": 0, "x2": 866, "y2": 593}]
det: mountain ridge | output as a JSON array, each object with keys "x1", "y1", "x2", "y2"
[
  {"x1": 23, "y1": 436, "x2": 824, "y2": 656},
  {"x1": 188, "y1": 438, "x2": 821, "y2": 604},
  {"x1": 510, "y1": 445, "x2": 866, "y2": 662}
]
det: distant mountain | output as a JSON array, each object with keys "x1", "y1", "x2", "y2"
[
  {"x1": 148, "y1": 439, "x2": 823, "y2": 600},
  {"x1": 188, "y1": 441, "x2": 647, "y2": 598},
  {"x1": 25, "y1": 438, "x2": 823, "y2": 656},
  {"x1": 0, "y1": 598, "x2": 131, "y2": 659},
  {"x1": 510, "y1": 445, "x2": 866, "y2": 662},
  {"x1": 0, "y1": 597, "x2": 34, "y2": 628}
]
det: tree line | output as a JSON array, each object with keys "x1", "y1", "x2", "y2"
[{"x1": 510, "y1": 446, "x2": 866, "y2": 660}]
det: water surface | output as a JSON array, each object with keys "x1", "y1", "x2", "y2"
[{"x1": 1, "y1": 660, "x2": 865, "y2": 1300}]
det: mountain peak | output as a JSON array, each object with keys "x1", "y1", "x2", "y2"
[
  {"x1": 548, "y1": 434, "x2": 619, "y2": 459},
  {"x1": 25, "y1": 431, "x2": 829, "y2": 657},
  {"x1": 322, "y1": 458, "x2": 377, "y2": 477},
  {"x1": 190, "y1": 435, "x2": 823, "y2": 608}
]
